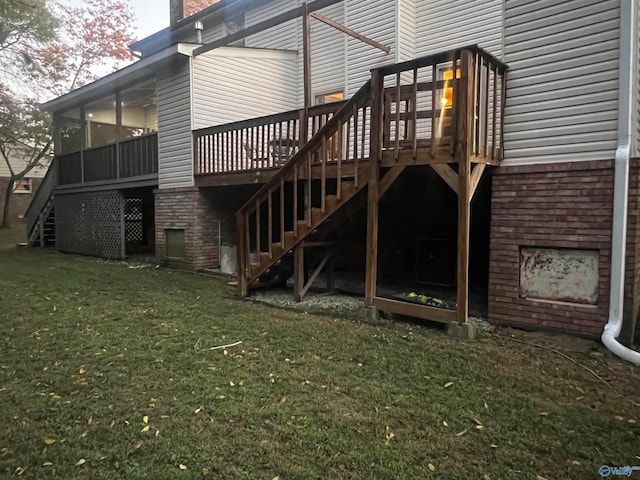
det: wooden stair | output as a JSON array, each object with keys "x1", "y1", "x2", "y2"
[{"x1": 236, "y1": 80, "x2": 374, "y2": 295}]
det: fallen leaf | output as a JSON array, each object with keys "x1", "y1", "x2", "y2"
[
  {"x1": 79, "y1": 367, "x2": 86, "y2": 374},
  {"x1": 628, "y1": 419, "x2": 636, "y2": 424},
  {"x1": 215, "y1": 395, "x2": 225, "y2": 400},
  {"x1": 110, "y1": 420, "x2": 115, "y2": 428},
  {"x1": 87, "y1": 417, "x2": 93, "y2": 426},
  {"x1": 179, "y1": 464, "x2": 187, "y2": 470},
  {"x1": 15, "y1": 466, "x2": 24, "y2": 475},
  {"x1": 428, "y1": 463, "x2": 436, "y2": 471},
  {"x1": 75, "y1": 459, "x2": 86, "y2": 466},
  {"x1": 472, "y1": 418, "x2": 483, "y2": 426},
  {"x1": 141, "y1": 425, "x2": 150, "y2": 433},
  {"x1": 483, "y1": 475, "x2": 491, "y2": 480},
  {"x1": 491, "y1": 444, "x2": 498, "y2": 448},
  {"x1": 279, "y1": 396, "x2": 287, "y2": 404},
  {"x1": 614, "y1": 415, "x2": 625, "y2": 421},
  {"x1": 483, "y1": 400, "x2": 489, "y2": 409},
  {"x1": 143, "y1": 415, "x2": 149, "y2": 424},
  {"x1": 202, "y1": 467, "x2": 209, "y2": 475},
  {"x1": 43, "y1": 438, "x2": 56, "y2": 445},
  {"x1": 155, "y1": 429, "x2": 160, "y2": 438},
  {"x1": 443, "y1": 382, "x2": 454, "y2": 388},
  {"x1": 539, "y1": 412, "x2": 549, "y2": 416},
  {"x1": 42, "y1": 461, "x2": 53, "y2": 467},
  {"x1": 229, "y1": 381, "x2": 236, "y2": 387},
  {"x1": 134, "y1": 440, "x2": 143, "y2": 449},
  {"x1": 442, "y1": 421, "x2": 448, "y2": 427},
  {"x1": 81, "y1": 431, "x2": 88, "y2": 438}
]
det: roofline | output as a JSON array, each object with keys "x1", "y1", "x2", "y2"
[{"x1": 40, "y1": 43, "x2": 197, "y2": 113}]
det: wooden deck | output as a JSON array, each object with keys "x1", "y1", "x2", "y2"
[{"x1": 196, "y1": 46, "x2": 507, "y2": 327}]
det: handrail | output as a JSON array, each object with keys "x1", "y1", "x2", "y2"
[
  {"x1": 24, "y1": 157, "x2": 57, "y2": 238},
  {"x1": 237, "y1": 80, "x2": 371, "y2": 215}
]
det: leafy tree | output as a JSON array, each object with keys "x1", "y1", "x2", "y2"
[{"x1": 0, "y1": 0, "x2": 135, "y2": 228}]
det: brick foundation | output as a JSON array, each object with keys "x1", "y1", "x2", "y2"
[
  {"x1": 488, "y1": 160, "x2": 614, "y2": 338},
  {"x1": 154, "y1": 185, "x2": 259, "y2": 271}
]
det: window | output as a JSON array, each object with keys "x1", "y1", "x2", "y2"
[
  {"x1": 438, "y1": 66, "x2": 460, "y2": 109},
  {"x1": 13, "y1": 179, "x2": 32, "y2": 194},
  {"x1": 315, "y1": 91, "x2": 344, "y2": 105}
]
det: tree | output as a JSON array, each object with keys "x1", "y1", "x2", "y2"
[{"x1": 0, "y1": 0, "x2": 135, "y2": 228}]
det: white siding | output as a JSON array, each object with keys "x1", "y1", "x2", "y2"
[
  {"x1": 0, "y1": 152, "x2": 48, "y2": 178},
  {"x1": 246, "y1": 0, "x2": 298, "y2": 51},
  {"x1": 346, "y1": 0, "x2": 396, "y2": 96},
  {"x1": 157, "y1": 57, "x2": 194, "y2": 189},
  {"x1": 192, "y1": 49, "x2": 298, "y2": 129},
  {"x1": 503, "y1": 0, "x2": 620, "y2": 166},
  {"x1": 397, "y1": 0, "x2": 415, "y2": 63},
  {"x1": 415, "y1": 0, "x2": 502, "y2": 58},
  {"x1": 309, "y1": 2, "x2": 347, "y2": 98}
]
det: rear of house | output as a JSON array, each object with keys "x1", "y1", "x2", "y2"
[{"x1": 32, "y1": 0, "x2": 640, "y2": 348}]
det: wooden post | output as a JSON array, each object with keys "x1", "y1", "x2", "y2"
[
  {"x1": 293, "y1": 244, "x2": 304, "y2": 302},
  {"x1": 365, "y1": 70, "x2": 383, "y2": 305},
  {"x1": 237, "y1": 212, "x2": 248, "y2": 296},
  {"x1": 115, "y1": 91, "x2": 122, "y2": 180},
  {"x1": 456, "y1": 50, "x2": 474, "y2": 325},
  {"x1": 302, "y1": 3, "x2": 312, "y2": 109},
  {"x1": 38, "y1": 211, "x2": 45, "y2": 247}
]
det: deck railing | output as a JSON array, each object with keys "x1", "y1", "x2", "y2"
[
  {"x1": 193, "y1": 102, "x2": 347, "y2": 175},
  {"x1": 57, "y1": 133, "x2": 158, "y2": 186}
]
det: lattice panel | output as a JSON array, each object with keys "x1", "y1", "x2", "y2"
[
  {"x1": 55, "y1": 191, "x2": 124, "y2": 259},
  {"x1": 124, "y1": 198, "x2": 144, "y2": 243}
]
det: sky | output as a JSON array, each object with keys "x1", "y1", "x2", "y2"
[{"x1": 130, "y1": 0, "x2": 170, "y2": 40}]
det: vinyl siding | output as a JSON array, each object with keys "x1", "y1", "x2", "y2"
[
  {"x1": 346, "y1": 0, "x2": 396, "y2": 96},
  {"x1": 415, "y1": 0, "x2": 502, "y2": 58},
  {"x1": 191, "y1": 49, "x2": 298, "y2": 129},
  {"x1": 0, "y1": 154, "x2": 48, "y2": 178},
  {"x1": 503, "y1": 0, "x2": 620, "y2": 166},
  {"x1": 309, "y1": 2, "x2": 347, "y2": 99},
  {"x1": 397, "y1": 0, "x2": 415, "y2": 63},
  {"x1": 157, "y1": 57, "x2": 193, "y2": 189}
]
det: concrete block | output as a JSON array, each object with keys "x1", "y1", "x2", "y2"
[{"x1": 447, "y1": 321, "x2": 476, "y2": 340}]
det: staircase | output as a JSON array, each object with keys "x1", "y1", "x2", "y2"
[
  {"x1": 25, "y1": 159, "x2": 57, "y2": 247},
  {"x1": 236, "y1": 80, "x2": 375, "y2": 296}
]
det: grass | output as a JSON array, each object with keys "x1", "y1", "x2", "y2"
[{"x1": 0, "y1": 228, "x2": 639, "y2": 479}]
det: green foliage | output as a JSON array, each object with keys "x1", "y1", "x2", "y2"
[{"x1": 0, "y1": 245, "x2": 638, "y2": 479}]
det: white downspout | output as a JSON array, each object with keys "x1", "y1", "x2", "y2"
[{"x1": 602, "y1": 0, "x2": 640, "y2": 365}]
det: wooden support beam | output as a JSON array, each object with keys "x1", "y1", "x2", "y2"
[
  {"x1": 298, "y1": 249, "x2": 333, "y2": 300},
  {"x1": 430, "y1": 164, "x2": 459, "y2": 195},
  {"x1": 378, "y1": 166, "x2": 405, "y2": 198},
  {"x1": 293, "y1": 244, "x2": 304, "y2": 302},
  {"x1": 456, "y1": 50, "x2": 474, "y2": 325},
  {"x1": 469, "y1": 163, "x2": 486, "y2": 201},
  {"x1": 365, "y1": 70, "x2": 383, "y2": 305},
  {"x1": 373, "y1": 297, "x2": 457, "y2": 324},
  {"x1": 309, "y1": 12, "x2": 390, "y2": 54}
]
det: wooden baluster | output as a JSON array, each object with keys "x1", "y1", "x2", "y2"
[
  {"x1": 412, "y1": 67, "x2": 418, "y2": 159},
  {"x1": 500, "y1": 72, "x2": 506, "y2": 160},
  {"x1": 353, "y1": 106, "x2": 359, "y2": 188},
  {"x1": 307, "y1": 151, "x2": 312, "y2": 227},
  {"x1": 280, "y1": 178, "x2": 285, "y2": 248},
  {"x1": 337, "y1": 120, "x2": 343, "y2": 200},
  {"x1": 394, "y1": 71, "x2": 401, "y2": 160},
  {"x1": 268, "y1": 189, "x2": 273, "y2": 259},
  {"x1": 286, "y1": 120, "x2": 291, "y2": 160},
  {"x1": 237, "y1": 212, "x2": 247, "y2": 296},
  {"x1": 293, "y1": 164, "x2": 298, "y2": 237},
  {"x1": 483, "y1": 60, "x2": 490, "y2": 159},
  {"x1": 244, "y1": 212, "x2": 250, "y2": 273},
  {"x1": 321, "y1": 134, "x2": 326, "y2": 213},
  {"x1": 345, "y1": 113, "x2": 351, "y2": 164},
  {"x1": 361, "y1": 105, "x2": 367, "y2": 162},
  {"x1": 491, "y1": 65, "x2": 497, "y2": 161},
  {"x1": 474, "y1": 53, "x2": 481, "y2": 157}
]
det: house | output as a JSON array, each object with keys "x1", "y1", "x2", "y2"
[{"x1": 32, "y1": 0, "x2": 640, "y2": 361}]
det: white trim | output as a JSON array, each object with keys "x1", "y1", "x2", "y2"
[
  {"x1": 197, "y1": 46, "x2": 298, "y2": 60},
  {"x1": 13, "y1": 178, "x2": 32, "y2": 194}
]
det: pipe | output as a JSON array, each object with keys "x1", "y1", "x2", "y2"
[{"x1": 601, "y1": 0, "x2": 640, "y2": 365}]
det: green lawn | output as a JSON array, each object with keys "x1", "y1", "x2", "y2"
[{"x1": 0, "y1": 228, "x2": 639, "y2": 479}]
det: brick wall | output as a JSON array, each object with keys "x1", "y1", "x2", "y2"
[
  {"x1": 622, "y1": 158, "x2": 640, "y2": 344},
  {"x1": 488, "y1": 160, "x2": 614, "y2": 338},
  {"x1": 0, "y1": 177, "x2": 43, "y2": 226},
  {"x1": 154, "y1": 185, "x2": 259, "y2": 271}
]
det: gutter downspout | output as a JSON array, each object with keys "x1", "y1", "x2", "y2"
[{"x1": 602, "y1": 0, "x2": 640, "y2": 365}]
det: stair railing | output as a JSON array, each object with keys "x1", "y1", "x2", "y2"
[
  {"x1": 236, "y1": 80, "x2": 373, "y2": 295},
  {"x1": 25, "y1": 157, "x2": 57, "y2": 243}
]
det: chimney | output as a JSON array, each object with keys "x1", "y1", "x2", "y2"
[{"x1": 170, "y1": 0, "x2": 184, "y2": 28}]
